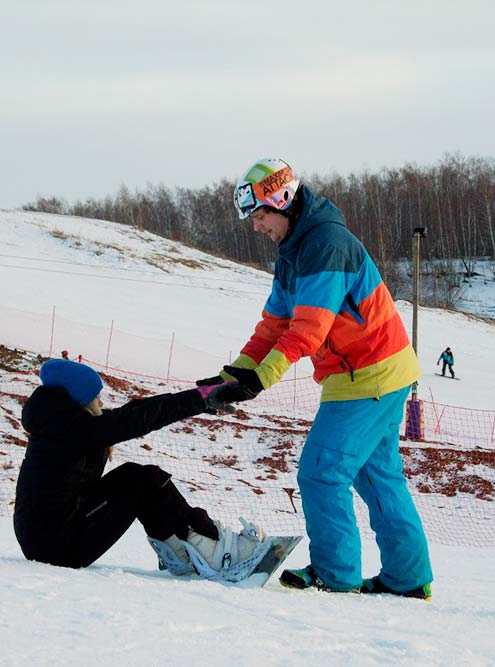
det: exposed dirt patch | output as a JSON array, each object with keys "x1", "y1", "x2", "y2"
[{"x1": 0, "y1": 345, "x2": 46, "y2": 372}]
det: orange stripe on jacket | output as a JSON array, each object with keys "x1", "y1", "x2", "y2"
[
  {"x1": 336, "y1": 311, "x2": 412, "y2": 369},
  {"x1": 357, "y1": 282, "x2": 398, "y2": 330},
  {"x1": 331, "y1": 283, "x2": 397, "y2": 347},
  {"x1": 241, "y1": 310, "x2": 291, "y2": 365},
  {"x1": 274, "y1": 306, "x2": 335, "y2": 364}
]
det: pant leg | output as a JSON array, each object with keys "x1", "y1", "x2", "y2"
[
  {"x1": 297, "y1": 393, "x2": 404, "y2": 590},
  {"x1": 298, "y1": 437, "x2": 363, "y2": 589},
  {"x1": 448, "y1": 364, "x2": 455, "y2": 378},
  {"x1": 353, "y1": 422, "x2": 433, "y2": 591},
  {"x1": 442, "y1": 361, "x2": 447, "y2": 375},
  {"x1": 297, "y1": 387, "x2": 429, "y2": 591},
  {"x1": 64, "y1": 462, "x2": 213, "y2": 568}
]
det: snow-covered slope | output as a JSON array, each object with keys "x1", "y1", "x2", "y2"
[
  {"x1": 1, "y1": 518, "x2": 494, "y2": 667},
  {"x1": 0, "y1": 209, "x2": 271, "y2": 357},
  {"x1": 1, "y1": 211, "x2": 495, "y2": 666},
  {"x1": 0, "y1": 209, "x2": 493, "y2": 408}
]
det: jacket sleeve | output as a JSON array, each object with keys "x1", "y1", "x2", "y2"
[
  {"x1": 70, "y1": 388, "x2": 205, "y2": 453},
  {"x1": 239, "y1": 277, "x2": 291, "y2": 364},
  {"x1": 221, "y1": 277, "x2": 291, "y2": 379},
  {"x1": 255, "y1": 241, "x2": 357, "y2": 389}
]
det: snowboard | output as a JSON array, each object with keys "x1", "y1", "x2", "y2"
[
  {"x1": 435, "y1": 373, "x2": 461, "y2": 380},
  {"x1": 176, "y1": 534, "x2": 303, "y2": 586},
  {"x1": 250, "y1": 535, "x2": 302, "y2": 587}
]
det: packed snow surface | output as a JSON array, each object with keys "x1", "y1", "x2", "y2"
[{"x1": 1, "y1": 210, "x2": 494, "y2": 666}]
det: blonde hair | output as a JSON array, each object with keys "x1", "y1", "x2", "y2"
[
  {"x1": 84, "y1": 397, "x2": 103, "y2": 417},
  {"x1": 83, "y1": 395, "x2": 112, "y2": 460}
]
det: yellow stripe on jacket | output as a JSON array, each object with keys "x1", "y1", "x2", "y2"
[{"x1": 320, "y1": 345, "x2": 421, "y2": 401}]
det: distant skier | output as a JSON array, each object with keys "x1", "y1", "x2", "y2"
[
  {"x1": 61, "y1": 350, "x2": 69, "y2": 359},
  {"x1": 437, "y1": 347, "x2": 455, "y2": 378}
]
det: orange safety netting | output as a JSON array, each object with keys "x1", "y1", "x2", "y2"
[{"x1": 1, "y1": 361, "x2": 494, "y2": 546}]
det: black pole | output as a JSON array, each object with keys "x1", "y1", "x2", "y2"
[{"x1": 411, "y1": 227, "x2": 426, "y2": 400}]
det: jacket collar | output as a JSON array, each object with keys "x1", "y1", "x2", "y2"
[{"x1": 278, "y1": 186, "x2": 346, "y2": 261}]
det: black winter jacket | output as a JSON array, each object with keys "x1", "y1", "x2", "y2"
[{"x1": 14, "y1": 385, "x2": 205, "y2": 553}]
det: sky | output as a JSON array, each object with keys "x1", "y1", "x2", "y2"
[
  {"x1": 0, "y1": 212, "x2": 494, "y2": 666},
  {"x1": 1, "y1": 0, "x2": 495, "y2": 209}
]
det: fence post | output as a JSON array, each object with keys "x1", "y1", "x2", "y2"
[
  {"x1": 405, "y1": 398, "x2": 425, "y2": 440},
  {"x1": 105, "y1": 320, "x2": 114, "y2": 370},
  {"x1": 293, "y1": 363, "x2": 297, "y2": 410},
  {"x1": 48, "y1": 305, "x2": 56, "y2": 358},
  {"x1": 166, "y1": 332, "x2": 175, "y2": 382},
  {"x1": 429, "y1": 387, "x2": 444, "y2": 436}
]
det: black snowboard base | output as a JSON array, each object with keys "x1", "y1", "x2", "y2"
[
  {"x1": 435, "y1": 373, "x2": 461, "y2": 380},
  {"x1": 251, "y1": 536, "x2": 302, "y2": 587}
]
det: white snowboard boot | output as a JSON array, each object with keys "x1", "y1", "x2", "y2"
[
  {"x1": 147, "y1": 534, "x2": 194, "y2": 576},
  {"x1": 181, "y1": 517, "x2": 270, "y2": 582}
]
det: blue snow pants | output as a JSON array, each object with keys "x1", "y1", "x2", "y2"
[{"x1": 297, "y1": 386, "x2": 432, "y2": 592}]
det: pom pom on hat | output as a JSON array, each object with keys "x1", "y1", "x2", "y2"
[{"x1": 40, "y1": 359, "x2": 103, "y2": 405}]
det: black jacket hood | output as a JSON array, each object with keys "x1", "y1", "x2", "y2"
[{"x1": 21, "y1": 386, "x2": 85, "y2": 438}]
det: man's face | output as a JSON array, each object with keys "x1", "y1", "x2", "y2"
[{"x1": 250, "y1": 208, "x2": 289, "y2": 243}]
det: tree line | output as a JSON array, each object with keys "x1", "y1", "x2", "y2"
[{"x1": 24, "y1": 153, "x2": 495, "y2": 309}]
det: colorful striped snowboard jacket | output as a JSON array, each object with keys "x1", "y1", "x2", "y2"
[{"x1": 230, "y1": 186, "x2": 421, "y2": 402}]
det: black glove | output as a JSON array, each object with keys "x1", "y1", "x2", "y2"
[
  {"x1": 222, "y1": 365, "x2": 264, "y2": 400},
  {"x1": 160, "y1": 479, "x2": 219, "y2": 541},
  {"x1": 195, "y1": 383, "x2": 237, "y2": 414},
  {"x1": 204, "y1": 381, "x2": 256, "y2": 405},
  {"x1": 196, "y1": 375, "x2": 224, "y2": 386},
  {"x1": 179, "y1": 507, "x2": 219, "y2": 541}
]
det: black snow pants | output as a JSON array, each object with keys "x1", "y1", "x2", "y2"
[
  {"x1": 441, "y1": 361, "x2": 455, "y2": 378},
  {"x1": 57, "y1": 462, "x2": 217, "y2": 568}
]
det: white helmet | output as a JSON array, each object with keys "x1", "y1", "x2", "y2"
[{"x1": 233, "y1": 158, "x2": 300, "y2": 220}]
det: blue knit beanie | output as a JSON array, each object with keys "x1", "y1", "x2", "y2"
[{"x1": 40, "y1": 359, "x2": 103, "y2": 405}]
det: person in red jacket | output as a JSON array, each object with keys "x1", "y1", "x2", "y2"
[
  {"x1": 14, "y1": 359, "x2": 267, "y2": 581},
  {"x1": 198, "y1": 158, "x2": 432, "y2": 599}
]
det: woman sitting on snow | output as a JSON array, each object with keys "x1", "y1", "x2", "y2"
[{"x1": 14, "y1": 359, "x2": 267, "y2": 581}]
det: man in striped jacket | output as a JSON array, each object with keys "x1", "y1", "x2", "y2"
[{"x1": 200, "y1": 158, "x2": 432, "y2": 599}]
